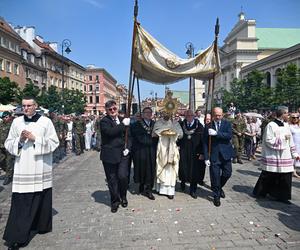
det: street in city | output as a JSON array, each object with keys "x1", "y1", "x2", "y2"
[{"x1": 1, "y1": 151, "x2": 300, "y2": 250}]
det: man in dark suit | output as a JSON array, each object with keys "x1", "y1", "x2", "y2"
[
  {"x1": 100, "y1": 100, "x2": 131, "y2": 213},
  {"x1": 203, "y1": 107, "x2": 234, "y2": 207}
]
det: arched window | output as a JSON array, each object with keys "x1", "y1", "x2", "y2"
[{"x1": 266, "y1": 72, "x2": 271, "y2": 88}]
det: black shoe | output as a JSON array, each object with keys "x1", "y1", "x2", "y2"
[
  {"x1": 3, "y1": 177, "x2": 12, "y2": 185},
  {"x1": 143, "y1": 191, "x2": 155, "y2": 200},
  {"x1": 139, "y1": 184, "x2": 144, "y2": 194},
  {"x1": 220, "y1": 189, "x2": 225, "y2": 199},
  {"x1": 110, "y1": 202, "x2": 119, "y2": 213},
  {"x1": 213, "y1": 197, "x2": 221, "y2": 207},
  {"x1": 232, "y1": 158, "x2": 237, "y2": 163},
  {"x1": 237, "y1": 159, "x2": 243, "y2": 164},
  {"x1": 190, "y1": 192, "x2": 197, "y2": 199},
  {"x1": 180, "y1": 182, "x2": 185, "y2": 191},
  {"x1": 167, "y1": 195, "x2": 174, "y2": 199},
  {"x1": 198, "y1": 180, "x2": 204, "y2": 186},
  {"x1": 7, "y1": 243, "x2": 20, "y2": 250},
  {"x1": 121, "y1": 198, "x2": 128, "y2": 208},
  {"x1": 278, "y1": 199, "x2": 292, "y2": 205}
]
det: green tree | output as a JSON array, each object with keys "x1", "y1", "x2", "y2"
[
  {"x1": 274, "y1": 64, "x2": 300, "y2": 111},
  {"x1": 38, "y1": 85, "x2": 62, "y2": 112},
  {"x1": 17, "y1": 81, "x2": 40, "y2": 102},
  {"x1": 0, "y1": 77, "x2": 19, "y2": 104},
  {"x1": 219, "y1": 70, "x2": 274, "y2": 111},
  {"x1": 62, "y1": 89, "x2": 86, "y2": 114}
]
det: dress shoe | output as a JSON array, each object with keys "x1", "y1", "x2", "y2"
[
  {"x1": 198, "y1": 180, "x2": 204, "y2": 186},
  {"x1": 139, "y1": 184, "x2": 144, "y2": 194},
  {"x1": 213, "y1": 197, "x2": 221, "y2": 207},
  {"x1": 232, "y1": 158, "x2": 237, "y2": 163},
  {"x1": 190, "y1": 192, "x2": 197, "y2": 199},
  {"x1": 220, "y1": 189, "x2": 225, "y2": 199},
  {"x1": 144, "y1": 191, "x2": 155, "y2": 200},
  {"x1": 167, "y1": 195, "x2": 174, "y2": 199},
  {"x1": 237, "y1": 159, "x2": 243, "y2": 164},
  {"x1": 111, "y1": 202, "x2": 120, "y2": 213},
  {"x1": 278, "y1": 199, "x2": 292, "y2": 205},
  {"x1": 180, "y1": 182, "x2": 185, "y2": 191},
  {"x1": 121, "y1": 198, "x2": 128, "y2": 208},
  {"x1": 7, "y1": 243, "x2": 20, "y2": 250},
  {"x1": 3, "y1": 176, "x2": 12, "y2": 185}
]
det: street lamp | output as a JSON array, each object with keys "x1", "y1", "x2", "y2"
[
  {"x1": 61, "y1": 39, "x2": 71, "y2": 114},
  {"x1": 185, "y1": 42, "x2": 195, "y2": 111},
  {"x1": 94, "y1": 80, "x2": 99, "y2": 115}
]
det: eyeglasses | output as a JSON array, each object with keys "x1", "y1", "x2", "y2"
[
  {"x1": 291, "y1": 117, "x2": 299, "y2": 119},
  {"x1": 108, "y1": 107, "x2": 117, "y2": 112},
  {"x1": 22, "y1": 104, "x2": 34, "y2": 108}
]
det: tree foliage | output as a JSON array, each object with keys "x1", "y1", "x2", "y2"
[
  {"x1": 0, "y1": 77, "x2": 19, "y2": 104},
  {"x1": 219, "y1": 65, "x2": 300, "y2": 112}
]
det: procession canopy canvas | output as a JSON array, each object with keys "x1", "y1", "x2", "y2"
[{"x1": 132, "y1": 23, "x2": 220, "y2": 85}]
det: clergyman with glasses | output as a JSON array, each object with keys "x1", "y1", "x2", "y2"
[{"x1": 3, "y1": 96, "x2": 59, "y2": 249}]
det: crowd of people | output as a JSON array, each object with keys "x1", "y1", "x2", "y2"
[{"x1": 1, "y1": 96, "x2": 300, "y2": 249}]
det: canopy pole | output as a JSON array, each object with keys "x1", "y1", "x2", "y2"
[
  {"x1": 207, "y1": 17, "x2": 220, "y2": 157},
  {"x1": 137, "y1": 77, "x2": 142, "y2": 117},
  {"x1": 126, "y1": 0, "x2": 139, "y2": 118}
]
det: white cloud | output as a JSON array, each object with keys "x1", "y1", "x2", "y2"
[{"x1": 83, "y1": 0, "x2": 103, "y2": 9}]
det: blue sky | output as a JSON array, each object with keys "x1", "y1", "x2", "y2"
[{"x1": 1, "y1": 0, "x2": 300, "y2": 99}]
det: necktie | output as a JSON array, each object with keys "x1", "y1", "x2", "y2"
[{"x1": 217, "y1": 121, "x2": 220, "y2": 131}]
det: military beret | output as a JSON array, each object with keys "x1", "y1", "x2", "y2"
[{"x1": 2, "y1": 111, "x2": 11, "y2": 118}]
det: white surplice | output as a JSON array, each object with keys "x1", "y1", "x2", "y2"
[{"x1": 5, "y1": 116, "x2": 59, "y2": 193}]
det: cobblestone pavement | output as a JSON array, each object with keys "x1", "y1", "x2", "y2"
[{"x1": 1, "y1": 151, "x2": 300, "y2": 250}]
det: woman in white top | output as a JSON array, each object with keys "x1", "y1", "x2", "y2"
[{"x1": 289, "y1": 113, "x2": 300, "y2": 178}]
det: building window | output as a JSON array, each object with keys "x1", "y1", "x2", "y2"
[
  {"x1": 89, "y1": 75, "x2": 92, "y2": 81},
  {"x1": 6, "y1": 60, "x2": 11, "y2": 73},
  {"x1": 96, "y1": 75, "x2": 99, "y2": 81},
  {"x1": 96, "y1": 96, "x2": 99, "y2": 103},
  {"x1": 84, "y1": 86, "x2": 86, "y2": 92},
  {"x1": 95, "y1": 84, "x2": 99, "y2": 91},
  {"x1": 89, "y1": 84, "x2": 93, "y2": 91},
  {"x1": 202, "y1": 93, "x2": 205, "y2": 99},
  {"x1": 89, "y1": 96, "x2": 93, "y2": 103},
  {"x1": 14, "y1": 64, "x2": 19, "y2": 75},
  {"x1": 0, "y1": 58, "x2": 3, "y2": 70}
]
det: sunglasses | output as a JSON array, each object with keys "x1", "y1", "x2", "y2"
[
  {"x1": 291, "y1": 117, "x2": 299, "y2": 119},
  {"x1": 108, "y1": 107, "x2": 117, "y2": 112}
]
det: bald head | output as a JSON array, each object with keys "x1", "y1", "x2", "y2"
[
  {"x1": 212, "y1": 107, "x2": 223, "y2": 122},
  {"x1": 185, "y1": 109, "x2": 194, "y2": 122}
]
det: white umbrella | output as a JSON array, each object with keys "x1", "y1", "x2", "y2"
[
  {"x1": 244, "y1": 112, "x2": 263, "y2": 119},
  {"x1": 0, "y1": 103, "x2": 16, "y2": 112}
]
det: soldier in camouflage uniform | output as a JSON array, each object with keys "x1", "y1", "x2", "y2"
[
  {"x1": 232, "y1": 110, "x2": 247, "y2": 164},
  {"x1": 57, "y1": 115, "x2": 68, "y2": 160},
  {"x1": 0, "y1": 112, "x2": 14, "y2": 185},
  {"x1": 73, "y1": 115, "x2": 86, "y2": 155}
]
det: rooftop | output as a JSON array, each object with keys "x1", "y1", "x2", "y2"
[{"x1": 256, "y1": 28, "x2": 300, "y2": 49}]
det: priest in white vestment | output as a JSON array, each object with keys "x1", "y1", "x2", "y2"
[
  {"x1": 3, "y1": 96, "x2": 59, "y2": 249},
  {"x1": 152, "y1": 112, "x2": 183, "y2": 199}
]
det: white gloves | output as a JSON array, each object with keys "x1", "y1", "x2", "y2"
[
  {"x1": 205, "y1": 160, "x2": 211, "y2": 167},
  {"x1": 208, "y1": 128, "x2": 217, "y2": 136},
  {"x1": 123, "y1": 148, "x2": 130, "y2": 156},
  {"x1": 122, "y1": 118, "x2": 130, "y2": 126}
]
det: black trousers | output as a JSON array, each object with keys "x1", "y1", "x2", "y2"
[
  {"x1": 3, "y1": 188, "x2": 52, "y2": 245},
  {"x1": 210, "y1": 154, "x2": 232, "y2": 198},
  {"x1": 103, "y1": 156, "x2": 129, "y2": 206}
]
